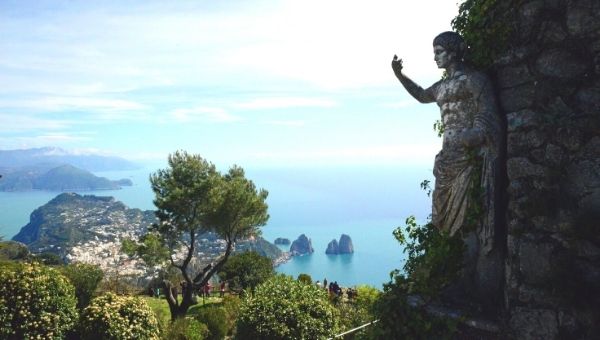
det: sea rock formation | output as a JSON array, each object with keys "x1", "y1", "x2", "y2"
[
  {"x1": 325, "y1": 234, "x2": 354, "y2": 254},
  {"x1": 289, "y1": 234, "x2": 314, "y2": 256},
  {"x1": 338, "y1": 234, "x2": 354, "y2": 254},
  {"x1": 274, "y1": 237, "x2": 291, "y2": 245},
  {"x1": 325, "y1": 239, "x2": 339, "y2": 254}
]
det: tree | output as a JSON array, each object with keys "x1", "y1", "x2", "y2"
[
  {"x1": 61, "y1": 263, "x2": 104, "y2": 309},
  {"x1": 236, "y1": 275, "x2": 339, "y2": 340},
  {"x1": 126, "y1": 151, "x2": 269, "y2": 320},
  {"x1": 218, "y1": 251, "x2": 274, "y2": 294}
]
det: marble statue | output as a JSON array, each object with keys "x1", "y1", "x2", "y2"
[{"x1": 391, "y1": 31, "x2": 502, "y2": 254}]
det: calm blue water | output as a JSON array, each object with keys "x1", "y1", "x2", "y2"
[{"x1": 0, "y1": 165, "x2": 433, "y2": 288}]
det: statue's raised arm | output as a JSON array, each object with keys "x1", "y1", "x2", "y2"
[{"x1": 391, "y1": 55, "x2": 436, "y2": 103}]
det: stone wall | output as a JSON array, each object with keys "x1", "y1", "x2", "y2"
[{"x1": 491, "y1": 0, "x2": 600, "y2": 338}]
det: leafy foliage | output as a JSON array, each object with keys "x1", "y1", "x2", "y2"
[
  {"x1": 122, "y1": 233, "x2": 169, "y2": 267},
  {"x1": 61, "y1": 263, "x2": 104, "y2": 310},
  {"x1": 0, "y1": 240, "x2": 29, "y2": 261},
  {"x1": 127, "y1": 151, "x2": 269, "y2": 319},
  {"x1": 297, "y1": 273, "x2": 312, "y2": 285},
  {"x1": 433, "y1": 119, "x2": 445, "y2": 138},
  {"x1": 193, "y1": 305, "x2": 229, "y2": 340},
  {"x1": 374, "y1": 216, "x2": 464, "y2": 338},
  {"x1": 336, "y1": 285, "x2": 380, "y2": 340},
  {"x1": 218, "y1": 251, "x2": 274, "y2": 294},
  {"x1": 236, "y1": 275, "x2": 339, "y2": 340},
  {"x1": 393, "y1": 216, "x2": 464, "y2": 297},
  {"x1": 79, "y1": 293, "x2": 160, "y2": 340},
  {"x1": 0, "y1": 262, "x2": 78, "y2": 339},
  {"x1": 35, "y1": 252, "x2": 64, "y2": 265},
  {"x1": 163, "y1": 317, "x2": 209, "y2": 340},
  {"x1": 451, "y1": 0, "x2": 516, "y2": 69}
]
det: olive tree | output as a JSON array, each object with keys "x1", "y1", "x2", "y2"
[{"x1": 126, "y1": 151, "x2": 269, "y2": 319}]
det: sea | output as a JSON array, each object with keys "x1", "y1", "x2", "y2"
[{"x1": 0, "y1": 164, "x2": 433, "y2": 289}]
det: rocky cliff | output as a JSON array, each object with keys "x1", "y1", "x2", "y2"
[
  {"x1": 289, "y1": 234, "x2": 314, "y2": 256},
  {"x1": 325, "y1": 239, "x2": 339, "y2": 254},
  {"x1": 274, "y1": 237, "x2": 290, "y2": 245},
  {"x1": 339, "y1": 234, "x2": 354, "y2": 253}
]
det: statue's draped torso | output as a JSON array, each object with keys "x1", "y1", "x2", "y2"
[{"x1": 426, "y1": 69, "x2": 501, "y2": 252}]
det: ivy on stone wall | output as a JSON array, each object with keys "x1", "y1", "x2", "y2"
[{"x1": 452, "y1": 0, "x2": 518, "y2": 69}]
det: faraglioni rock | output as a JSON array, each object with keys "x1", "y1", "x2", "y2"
[
  {"x1": 289, "y1": 234, "x2": 314, "y2": 256},
  {"x1": 326, "y1": 234, "x2": 354, "y2": 254},
  {"x1": 325, "y1": 239, "x2": 339, "y2": 254},
  {"x1": 338, "y1": 234, "x2": 354, "y2": 254},
  {"x1": 274, "y1": 237, "x2": 291, "y2": 245}
]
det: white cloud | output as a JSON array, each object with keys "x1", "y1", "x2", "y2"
[
  {"x1": 248, "y1": 143, "x2": 441, "y2": 166},
  {"x1": 170, "y1": 107, "x2": 241, "y2": 123},
  {"x1": 262, "y1": 120, "x2": 306, "y2": 127},
  {"x1": 0, "y1": 133, "x2": 91, "y2": 149},
  {"x1": 0, "y1": 113, "x2": 71, "y2": 132},
  {"x1": 0, "y1": 96, "x2": 145, "y2": 112},
  {"x1": 234, "y1": 97, "x2": 337, "y2": 110}
]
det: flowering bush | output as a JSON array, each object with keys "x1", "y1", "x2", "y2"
[
  {"x1": 0, "y1": 262, "x2": 78, "y2": 339},
  {"x1": 79, "y1": 293, "x2": 160, "y2": 340},
  {"x1": 236, "y1": 275, "x2": 339, "y2": 340}
]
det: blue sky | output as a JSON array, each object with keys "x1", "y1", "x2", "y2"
[{"x1": 0, "y1": 0, "x2": 458, "y2": 168}]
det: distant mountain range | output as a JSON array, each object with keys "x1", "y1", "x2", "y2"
[
  {"x1": 0, "y1": 147, "x2": 139, "y2": 172},
  {"x1": 0, "y1": 164, "x2": 132, "y2": 192},
  {"x1": 0, "y1": 147, "x2": 137, "y2": 192}
]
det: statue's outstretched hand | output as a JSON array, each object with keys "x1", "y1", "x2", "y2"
[{"x1": 391, "y1": 55, "x2": 403, "y2": 75}]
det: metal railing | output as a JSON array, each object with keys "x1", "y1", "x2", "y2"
[{"x1": 328, "y1": 319, "x2": 379, "y2": 339}]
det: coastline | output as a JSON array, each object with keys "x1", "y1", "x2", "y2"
[{"x1": 273, "y1": 251, "x2": 292, "y2": 267}]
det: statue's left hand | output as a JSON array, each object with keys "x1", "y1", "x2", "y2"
[{"x1": 391, "y1": 55, "x2": 403, "y2": 75}]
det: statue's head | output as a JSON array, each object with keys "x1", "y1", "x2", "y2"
[{"x1": 433, "y1": 31, "x2": 466, "y2": 66}]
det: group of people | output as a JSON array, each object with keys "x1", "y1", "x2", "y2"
[
  {"x1": 196, "y1": 280, "x2": 227, "y2": 298},
  {"x1": 315, "y1": 278, "x2": 358, "y2": 300},
  {"x1": 149, "y1": 280, "x2": 227, "y2": 299}
]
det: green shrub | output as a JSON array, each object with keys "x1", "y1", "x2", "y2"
[
  {"x1": 336, "y1": 285, "x2": 380, "y2": 340},
  {"x1": 297, "y1": 273, "x2": 312, "y2": 285},
  {"x1": 79, "y1": 293, "x2": 160, "y2": 340},
  {"x1": 61, "y1": 263, "x2": 104, "y2": 309},
  {"x1": 194, "y1": 305, "x2": 228, "y2": 340},
  {"x1": 0, "y1": 262, "x2": 78, "y2": 339},
  {"x1": 218, "y1": 251, "x2": 274, "y2": 294},
  {"x1": 163, "y1": 317, "x2": 209, "y2": 340},
  {"x1": 221, "y1": 295, "x2": 241, "y2": 335},
  {"x1": 373, "y1": 217, "x2": 464, "y2": 338},
  {"x1": 0, "y1": 240, "x2": 29, "y2": 260},
  {"x1": 236, "y1": 275, "x2": 339, "y2": 340}
]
